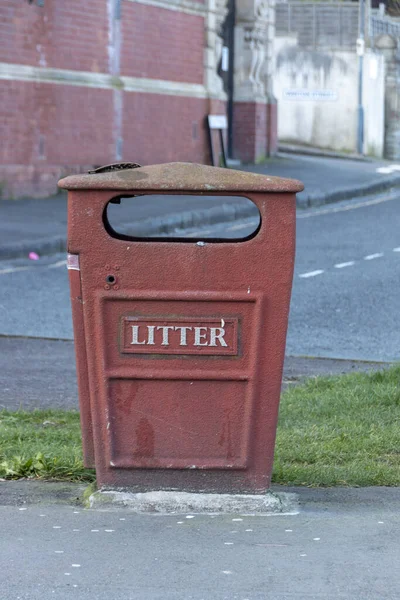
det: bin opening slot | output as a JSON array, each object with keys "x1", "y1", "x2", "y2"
[{"x1": 104, "y1": 194, "x2": 261, "y2": 242}]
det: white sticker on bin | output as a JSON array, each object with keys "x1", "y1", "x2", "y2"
[{"x1": 67, "y1": 254, "x2": 80, "y2": 271}]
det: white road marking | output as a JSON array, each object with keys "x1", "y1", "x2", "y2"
[
  {"x1": 376, "y1": 164, "x2": 400, "y2": 174},
  {"x1": 187, "y1": 219, "x2": 258, "y2": 237},
  {"x1": 334, "y1": 261, "x2": 355, "y2": 269},
  {"x1": 299, "y1": 270, "x2": 324, "y2": 278},
  {"x1": 297, "y1": 193, "x2": 398, "y2": 219},
  {"x1": 0, "y1": 258, "x2": 67, "y2": 276},
  {"x1": 47, "y1": 259, "x2": 67, "y2": 269},
  {"x1": 364, "y1": 253, "x2": 384, "y2": 260},
  {"x1": 0, "y1": 266, "x2": 30, "y2": 276},
  {"x1": 227, "y1": 220, "x2": 258, "y2": 232},
  {"x1": 299, "y1": 247, "x2": 398, "y2": 279},
  {"x1": 186, "y1": 229, "x2": 213, "y2": 237}
]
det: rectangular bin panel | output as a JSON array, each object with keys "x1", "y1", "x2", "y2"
[{"x1": 107, "y1": 379, "x2": 250, "y2": 469}]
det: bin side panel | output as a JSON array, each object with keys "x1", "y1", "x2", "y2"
[{"x1": 67, "y1": 256, "x2": 95, "y2": 468}]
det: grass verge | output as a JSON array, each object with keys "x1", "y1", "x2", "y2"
[
  {"x1": 0, "y1": 409, "x2": 95, "y2": 482},
  {"x1": 273, "y1": 365, "x2": 400, "y2": 486},
  {"x1": 1, "y1": 366, "x2": 399, "y2": 486}
]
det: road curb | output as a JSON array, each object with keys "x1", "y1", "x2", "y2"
[
  {"x1": 279, "y1": 143, "x2": 371, "y2": 162},
  {"x1": 296, "y1": 175, "x2": 400, "y2": 208},
  {"x1": 0, "y1": 235, "x2": 66, "y2": 261},
  {"x1": 1, "y1": 178, "x2": 400, "y2": 259},
  {"x1": 88, "y1": 489, "x2": 299, "y2": 515}
]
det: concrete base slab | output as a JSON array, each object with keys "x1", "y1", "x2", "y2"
[{"x1": 88, "y1": 489, "x2": 299, "y2": 515}]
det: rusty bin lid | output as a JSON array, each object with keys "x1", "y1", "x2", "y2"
[{"x1": 58, "y1": 162, "x2": 304, "y2": 194}]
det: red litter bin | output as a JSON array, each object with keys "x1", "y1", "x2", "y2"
[{"x1": 59, "y1": 163, "x2": 303, "y2": 494}]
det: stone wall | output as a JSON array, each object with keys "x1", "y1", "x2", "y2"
[{"x1": 274, "y1": 36, "x2": 385, "y2": 156}]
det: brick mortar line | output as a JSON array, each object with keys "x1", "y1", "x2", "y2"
[
  {"x1": 126, "y1": 0, "x2": 207, "y2": 16},
  {"x1": 0, "y1": 62, "x2": 214, "y2": 99}
]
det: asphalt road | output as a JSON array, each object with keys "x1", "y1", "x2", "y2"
[{"x1": 0, "y1": 189, "x2": 399, "y2": 362}]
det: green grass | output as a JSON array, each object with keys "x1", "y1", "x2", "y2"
[
  {"x1": 273, "y1": 365, "x2": 400, "y2": 487},
  {"x1": 1, "y1": 366, "x2": 400, "y2": 486},
  {"x1": 0, "y1": 409, "x2": 95, "y2": 482}
]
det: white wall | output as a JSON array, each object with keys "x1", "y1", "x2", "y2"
[{"x1": 274, "y1": 37, "x2": 385, "y2": 156}]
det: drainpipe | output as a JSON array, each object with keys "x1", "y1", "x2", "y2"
[
  {"x1": 357, "y1": 0, "x2": 365, "y2": 155},
  {"x1": 226, "y1": 0, "x2": 236, "y2": 159}
]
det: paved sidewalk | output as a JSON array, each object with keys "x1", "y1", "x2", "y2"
[
  {"x1": 1, "y1": 480, "x2": 399, "y2": 600},
  {"x1": 1, "y1": 153, "x2": 400, "y2": 259}
]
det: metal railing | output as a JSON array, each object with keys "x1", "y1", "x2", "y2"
[
  {"x1": 370, "y1": 12, "x2": 400, "y2": 40},
  {"x1": 276, "y1": 1, "x2": 359, "y2": 49}
]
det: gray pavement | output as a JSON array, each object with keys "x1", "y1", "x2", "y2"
[
  {"x1": 1, "y1": 481, "x2": 399, "y2": 599},
  {"x1": 1, "y1": 153, "x2": 400, "y2": 259}
]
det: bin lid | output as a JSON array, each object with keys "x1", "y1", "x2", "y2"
[{"x1": 58, "y1": 162, "x2": 304, "y2": 194}]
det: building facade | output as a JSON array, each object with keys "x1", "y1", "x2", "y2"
[{"x1": 0, "y1": 0, "x2": 276, "y2": 198}]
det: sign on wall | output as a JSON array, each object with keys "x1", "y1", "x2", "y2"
[{"x1": 283, "y1": 89, "x2": 338, "y2": 101}]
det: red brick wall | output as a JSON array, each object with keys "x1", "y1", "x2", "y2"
[
  {"x1": 123, "y1": 93, "x2": 208, "y2": 165},
  {"x1": 267, "y1": 100, "x2": 278, "y2": 157},
  {"x1": 0, "y1": 0, "x2": 108, "y2": 73},
  {"x1": 233, "y1": 102, "x2": 268, "y2": 164},
  {"x1": 0, "y1": 0, "x2": 213, "y2": 199},
  {"x1": 121, "y1": 3, "x2": 204, "y2": 84},
  {"x1": 0, "y1": 0, "x2": 271, "y2": 198},
  {"x1": 0, "y1": 80, "x2": 115, "y2": 166}
]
